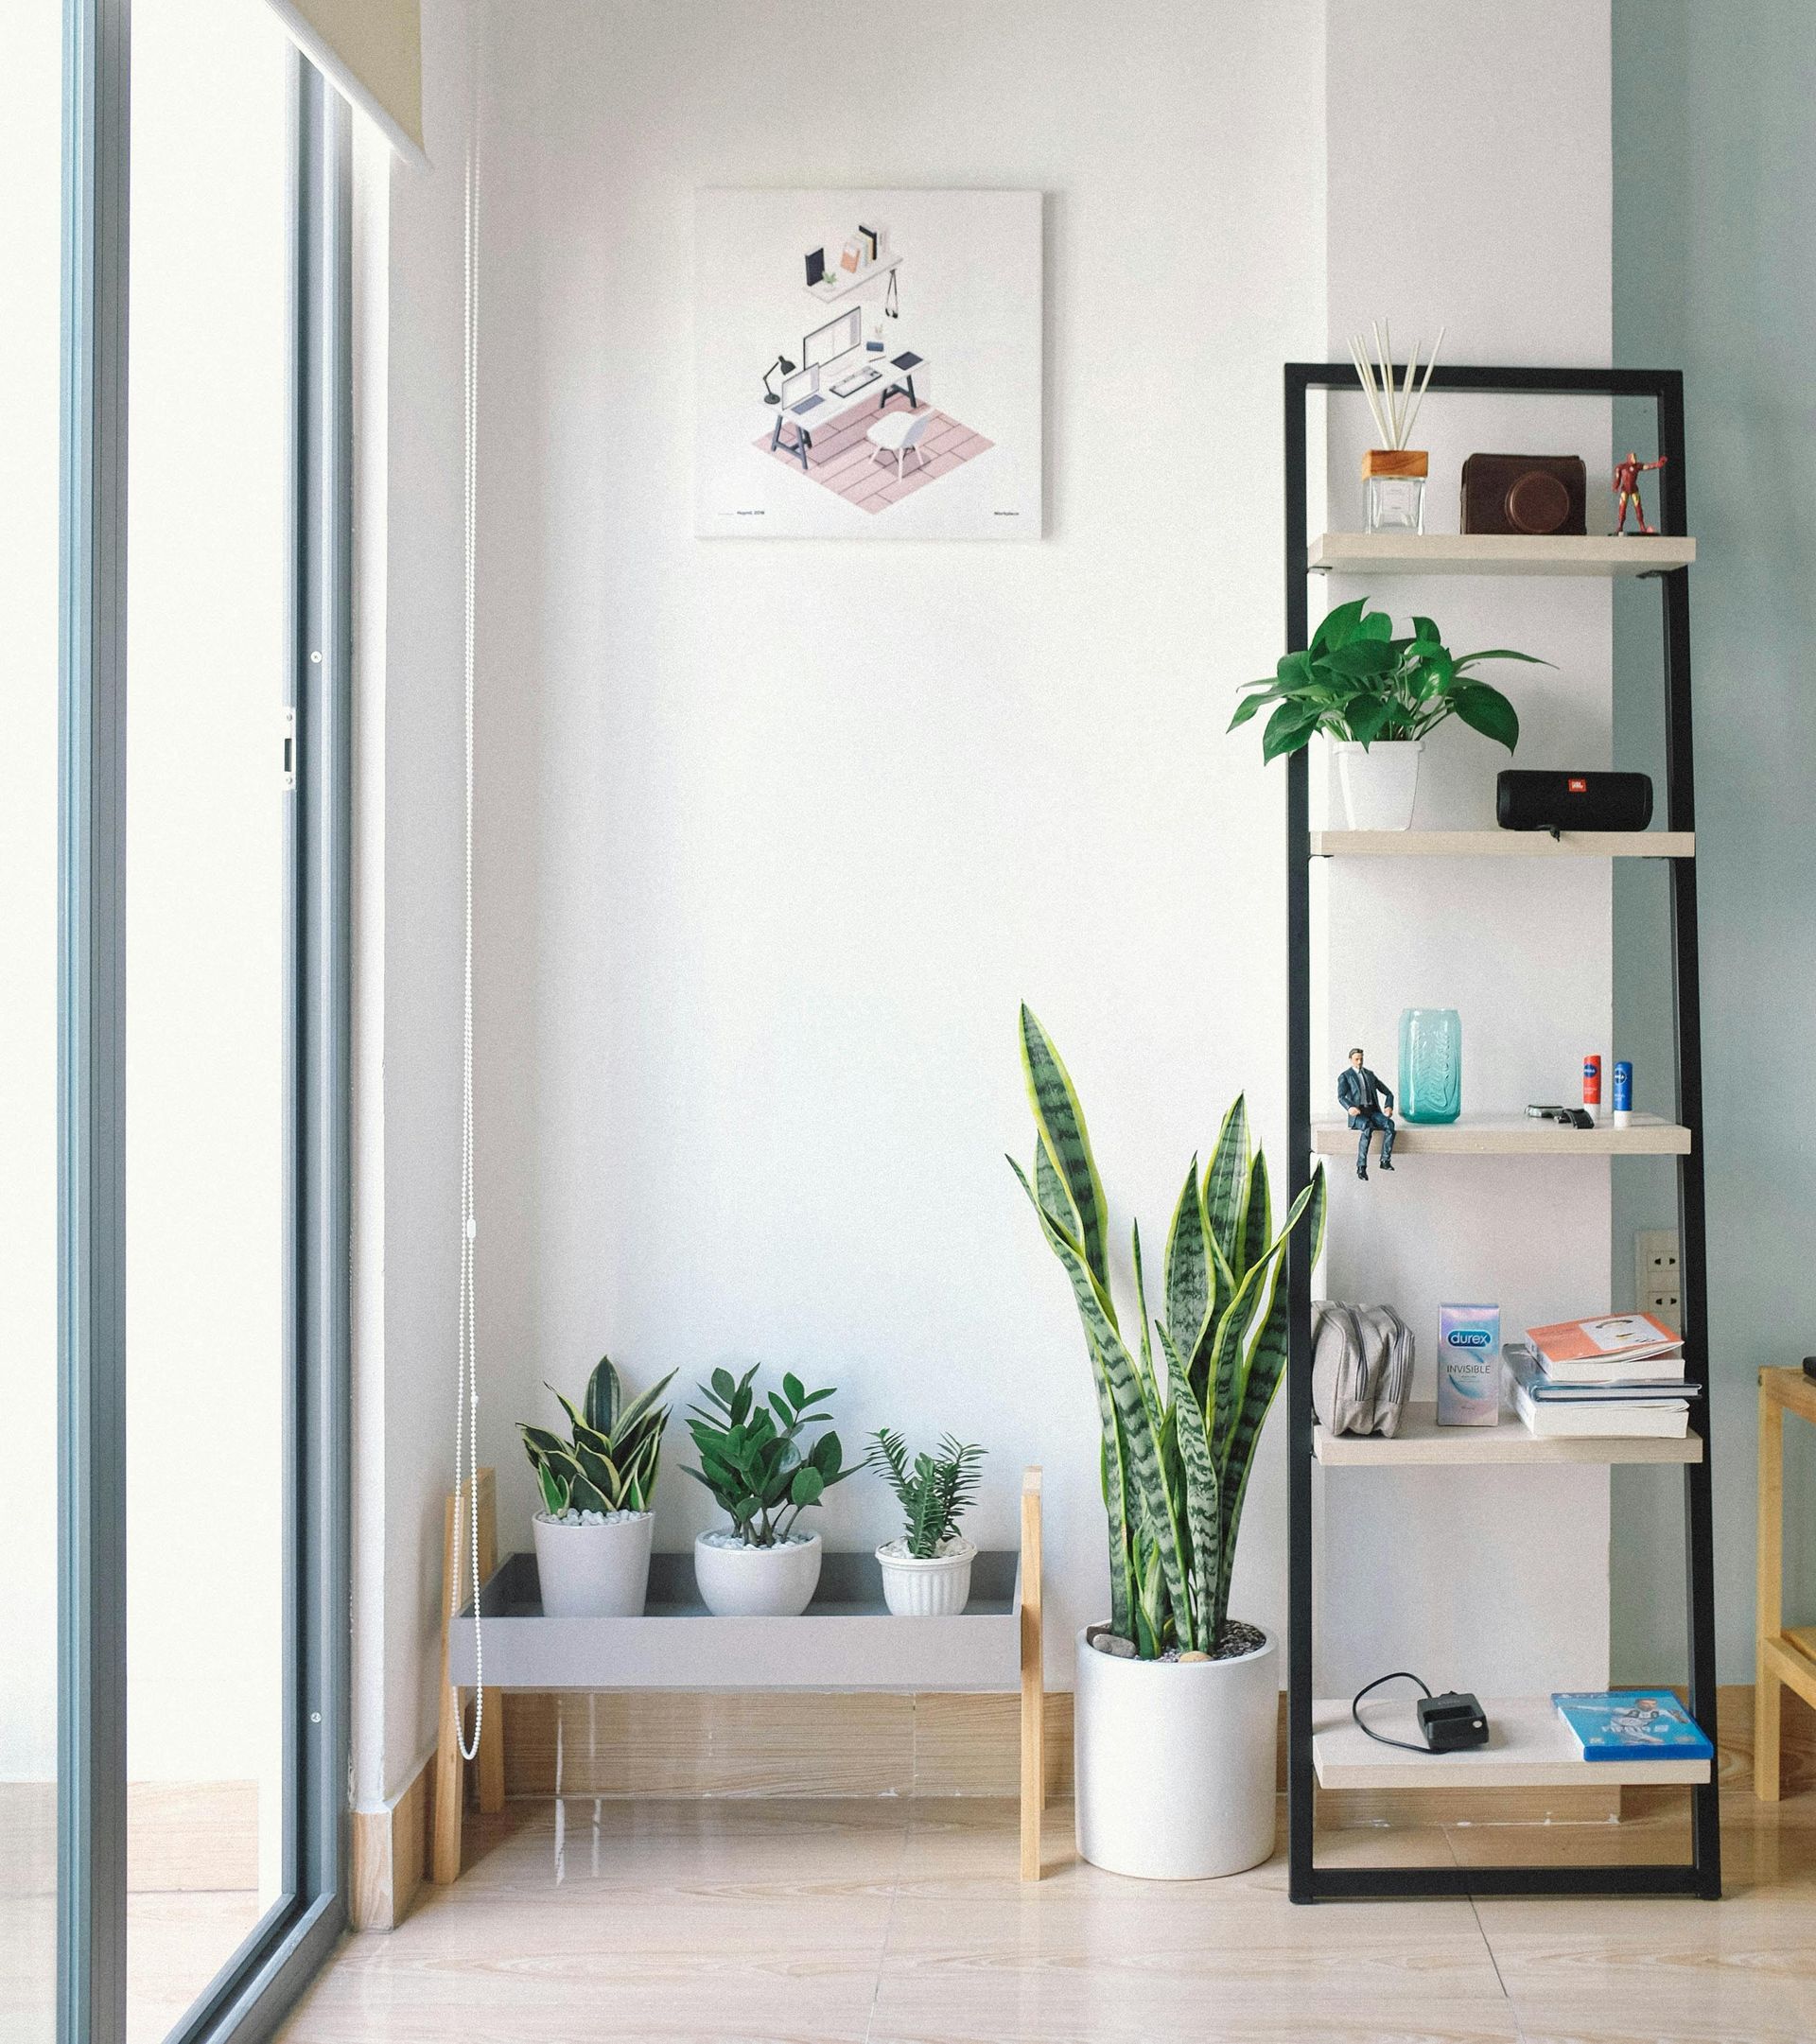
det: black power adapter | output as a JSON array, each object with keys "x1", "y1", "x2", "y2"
[
  {"x1": 1353, "y1": 1672, "x2": 1492, "y2": 1755},
  {"x1": 1417, "y1": 1690, "x2": 1490, "y2": 1752}
]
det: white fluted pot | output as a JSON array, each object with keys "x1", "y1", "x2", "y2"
[{"x1": 876, "y1": 1537, "x2": 975, "y2": 1616}]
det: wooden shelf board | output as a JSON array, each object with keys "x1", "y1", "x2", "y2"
[
  {"x1": 1313, "y1": 1113, "x2": 1690, "y2": 1158},
  {"x1": 1314, "y1": 1400, "x2": 1701, "y2": 1467},
  {"x1": 1311, "y1": 829, "x2": 1693, "y2": 860},
  {"x1": 807, "y1": 252, "x2": 902, "y2": 303},
  {"x1": 1310, "y1": 532, "x2": 1697, "y2": 578},
  {"x1": 1313, "y1": 1695, "x2": 1711, "y2": 1790},
  {"x1": 447, "y1": 1549, "x2": 1021, "y2": 1692}
]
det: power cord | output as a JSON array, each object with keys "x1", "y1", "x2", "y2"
[{"x1": 1352, "y1": 1669, "x2": 1436, "y2": 1755}]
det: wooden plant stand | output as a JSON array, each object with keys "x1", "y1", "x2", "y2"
[
  {"x1": 1756, "y1": 1369, "x2": 1816, "y2": 1799},
  {"x1": 433, "y1": 1465, "x2": 1046, "y2": 1882}
]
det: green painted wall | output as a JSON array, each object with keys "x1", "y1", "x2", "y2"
[{"x1": 1611, "y1": 0, "x2": 1816, "y2": 1680}]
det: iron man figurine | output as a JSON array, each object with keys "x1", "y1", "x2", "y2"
[{"x1": 1613, "y1": 449, "x2": 1667, "y2": 535}]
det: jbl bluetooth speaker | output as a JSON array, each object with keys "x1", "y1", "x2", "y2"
[{"x1": 1496, "y1": 770, "x2": 1653, "y2": 832}]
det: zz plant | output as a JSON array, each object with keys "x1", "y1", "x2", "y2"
[
  {"x1": 1230, "y1": 596, "x2": 1546, "y2": 761},
  {"x1": 865, "y1": 1431, "x2": 985, "y2": 1558},
  {"x1": 519, "y1": 1354, "x2": 675, "y2": 1519},
  {"x1": 687, "y1": 1366, "x2": 852, "y2": 1546},
  {"x1": 1011, "y1": 1007, "x2": 1327, "y2": 1657}
]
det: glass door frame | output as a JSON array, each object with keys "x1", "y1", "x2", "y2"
[{"x1": 58, "y1": 7, "x2": 352, "y2": 2038}]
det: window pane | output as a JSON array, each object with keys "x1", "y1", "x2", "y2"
[
  {"x1": 0, "y1": 5, "x2": 65, "y2": 2040},
  {"x1": 126, "y1": 1, "x2": 291, "y2": 2035}
]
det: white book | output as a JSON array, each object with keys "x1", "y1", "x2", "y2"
[
  {"x1": 1506, "y1": 1340, "x2": 1689, "y2": 1392},
  {"x1": 1527, "y1": 1312, "x2": 1684, "y2": 1384},
  {"x1": 1512, "y1": 1380, "x2": 1689, "y2": 1440}
]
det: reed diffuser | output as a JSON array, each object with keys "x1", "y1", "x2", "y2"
[{"x1": 1350, "y1": 320, "x2": 1444, "y2": 534}]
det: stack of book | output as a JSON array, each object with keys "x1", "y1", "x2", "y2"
[{"x1": 1506, "y1": 1312, "x2": 1697, "y2": 1440}]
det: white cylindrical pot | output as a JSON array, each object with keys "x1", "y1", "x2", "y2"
[
  {"x1": 1073, "y1": 1625, "x2": 1280, "y2": 1880},
  {"x1": 876, "y1": 1537, "x2": 975, "y2": 1617},
  {"x1": 532, "y1": 1511, "x2": 654, "y2": 1618},
  {"x1": 1333, "y1": 739, "x2": 1423, "y2": 830},
  {"x1": 693, "y1": 1529, "x2": 823, "y2": 1617}
]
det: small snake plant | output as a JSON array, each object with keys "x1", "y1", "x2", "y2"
[
  {"x1": 864, "y1": 1431, "x2": 985, "y2": 1558},
  {"x1": 1011, "y1": 1006, "x2": 1327, "y2": 1657},
  {"x1": 519, "y1": 1354, "x2": 675, "y2": 1519}
]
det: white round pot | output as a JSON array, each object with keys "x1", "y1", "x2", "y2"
[
  {"x1": 1333, "y1": 738, "x2": 1423, "y2": 830},
  {"x1": 532, "y1": 1511, "x2": 654, "y2": 1617},
  {"x1": 1074, "y1": 1623, "x2": 1280, "y2": 1879},
  {"x1": 692, "y1": 1529, "x2": 822, "y2": 1616},
  {"x1": 876, "y1": 1536, "x2": 975, "y2": 1617}
]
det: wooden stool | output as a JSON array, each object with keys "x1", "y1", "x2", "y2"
[{"x1": 1755, "y1": 1368, "x2": 1816, "y2": 1799}]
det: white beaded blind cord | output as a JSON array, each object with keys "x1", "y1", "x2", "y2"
[{"x1": 450, "y1": 110, "x2": 483, "y2": 1766}]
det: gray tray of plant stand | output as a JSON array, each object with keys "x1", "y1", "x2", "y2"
[{"x1": 446, "y1": 1547, "x2": 1022, "y2": 1691}]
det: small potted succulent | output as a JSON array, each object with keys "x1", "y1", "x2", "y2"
[
  {"x1": 519, "y1": 1354, "x2": 674, "y2": 1617},
  {"x1": 864, "y1": 1430, "x2": 986, "y2": 1616},
  {"x1": 686, "y1": 1367, "x2": 852, "y2": 1616},
  {"x1": 1230, "y1": 597, "x2": 1545, "y2": 830}
]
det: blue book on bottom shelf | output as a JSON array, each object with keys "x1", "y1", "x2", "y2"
[{"x1": 1552, "y1": 1689, "x2": 1714, "y2": 1762}]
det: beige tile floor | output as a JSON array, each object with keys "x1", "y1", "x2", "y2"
[{"x1": 277, "y1": 1791, "x2": 1816, "y2": 2044}]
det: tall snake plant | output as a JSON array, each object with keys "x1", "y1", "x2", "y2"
[{"x1": 1010, "y1": 1006, "x2": 1326, "y2": 1657}]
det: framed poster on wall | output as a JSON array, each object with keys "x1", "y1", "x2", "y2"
[{"x1": 694, "y1": 188, "x2": 1042, "y2": 539}]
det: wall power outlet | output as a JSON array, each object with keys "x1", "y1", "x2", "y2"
[{"x1": 1635, "y1": 1229, "x2": 1682, "y2": 1333}]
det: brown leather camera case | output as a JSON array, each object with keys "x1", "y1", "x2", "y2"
[{"x1": 1461, "y1": 453, "x2": 1587, "y2": 535}]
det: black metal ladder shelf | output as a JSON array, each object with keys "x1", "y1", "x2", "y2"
[{"x1": 1281, "y1": 363, "x2": 1720, "y2": 1903}]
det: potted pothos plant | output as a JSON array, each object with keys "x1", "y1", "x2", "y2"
[
  {"x1": 686, "y1": 1366, "x2": 852, "y2": 1616},
  {"x1": 1012, "y1": 1006, "x2": 1326, "y2": 1879},
  {"x1": 864, "y1": 1430, "x2": 986, "y2": 1616},
  {"x1": 519, "y1": 1354, "x2": 674, "y2": 1616},
  {"x1": 1230, "y1": 597, "x2": 1545, "y2": 830}
]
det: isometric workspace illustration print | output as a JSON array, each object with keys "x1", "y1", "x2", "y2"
[{"x1": 695, "y1": 189, "x2": 1041, "y2": 539}]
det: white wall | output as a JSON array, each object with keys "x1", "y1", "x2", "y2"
[
  {"x1": 350, "y1": 0, "x2": 480, "y2": 1808},
  {"x1": 466, "y1": 0, "x2": 1327, "y2": 1685},
  {"x1": 1315, "y1": 1, "x2": 1615, "y2": 1696},
  {"x1": 354, "y1": 0, "x2": 1634, "y2": 1797}
]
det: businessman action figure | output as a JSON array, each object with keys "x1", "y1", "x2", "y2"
[{"x1": 1338, "y1": 1047, "x2": 1395, "y2": 1180}]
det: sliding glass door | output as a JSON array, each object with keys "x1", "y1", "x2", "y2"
[
  {"x1": 125, "y1": 3, "x2": 292, "y2": 2031},
  {"x1": 54, "y1": 2, "x2": 351, "y2": 2039},
  {"x1": 1, "y1": 5, "x2": 67, "y2": 2039}
]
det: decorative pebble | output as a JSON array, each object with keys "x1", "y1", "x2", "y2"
[
  {"x1": 1179, "y1": 1651, "x2": 1212, "y2": 1663},
  {"x1": 1093, "y1": 1633, "x2": 1139, "y2": 1659}
]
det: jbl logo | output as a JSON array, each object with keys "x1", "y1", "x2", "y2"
[{"x1": 1567, "y1": 777, "x2": 1588, "y2": 794}]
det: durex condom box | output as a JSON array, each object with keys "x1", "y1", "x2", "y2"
[{"x1": 1437, "y1": 1303, "x2": 1502, "y2": 1426}]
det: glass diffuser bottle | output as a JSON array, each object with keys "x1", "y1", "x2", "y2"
[
  {"x1": 1363, "y1": 447, "x2": 1428, "y2": 534},
  {"x1": 1398, "y1": 1007, "x2": 1462, "y2": 1123}
]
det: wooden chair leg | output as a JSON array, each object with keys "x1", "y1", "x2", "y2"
[
  {"x1": 1019, "y1": 1466, "x2": 1044, "y2": 1881},
  {"x1": 431, "y1": 1489, "x2": 467, "y2": 1881},
  {"x1": 476, "y1": 1473, "x2": 505, "y2": 1814},
  {"x1": 431, "y1": 1467, "x2": 498, "y2": 1878},
  {"x1": 1756, "y1": 1399, "x2": 1785, "y2": 1801}
]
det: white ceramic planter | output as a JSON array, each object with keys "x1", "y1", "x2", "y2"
[
  {"x1": 532, "y1": 1511, "x2": 654, "y2": 1617},
  {"x1": 1073, "y1": 1624, "x2": 1280, "y2": 1880},
  {"x1": 693, "y1": 1529, "x2": 822, "y2": 1617},
  {"x1": 1333, "y1": 738, "x2": 1423, "y2": 830},
  {"x1": 876, "y1": 1537, "x2": 975, "y2": 1617}
]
